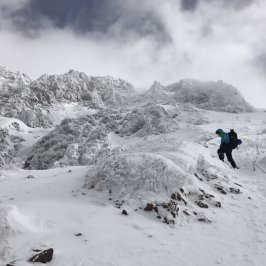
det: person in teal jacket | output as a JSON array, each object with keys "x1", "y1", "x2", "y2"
[{"x1": 216, "y1": 129, "x2": 238, "y2": 169}]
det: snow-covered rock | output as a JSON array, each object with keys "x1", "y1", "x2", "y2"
[
  {"x1": 23, "y1": 109, "x2": 123, "y2": 169},
  {"x1": 0, "y1": 67, "x2": 136, "y2": 128},
  {"x1": 30, "y1": 71, "x2": 136, "y2": 108},
  {"x1": 117, "y1": 103, "x2": 179, "y2": 137},
  {"x1": 165, "y1": 79, "x2": 254, "y2": 113}
]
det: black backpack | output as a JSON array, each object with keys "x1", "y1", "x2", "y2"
[{"x1": 228, "y1": 129, "x2": 242, "y2": 149}]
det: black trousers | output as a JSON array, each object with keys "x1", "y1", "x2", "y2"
[{"x1": 217, "y1": 144, "x2": 237, "y2": 168}]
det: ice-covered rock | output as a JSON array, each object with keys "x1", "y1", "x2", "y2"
[
  {"x1": 0, "y1": 67, "x2": 136, "y2": 128},
  {"x1": 117, "y1": 103, "x2": 179, "y2": 137},
  {"x1": 165, "y1": 79, "x2": 254, "y2": 113},
  {"x1": 23, "y1": 110, "x2": 123, "y2": 169},
  {"x1": 86, "y1": 151, "x2": 190, "y2": 197}
]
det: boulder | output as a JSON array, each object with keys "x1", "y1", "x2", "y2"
[{"x1": 29, "y1": 248, "x2": 54, "y2": 263}]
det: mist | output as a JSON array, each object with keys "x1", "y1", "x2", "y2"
[{"x1": 0, "y1": 0, "x2": 265, "y2": 107}]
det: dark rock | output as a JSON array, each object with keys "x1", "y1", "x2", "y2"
[
  {"x1": 229, "y1": 187, "x2": 241, "y2": 194},
  {"x1": 144, "y1": 203, "x2": 154, "y2": 211},
  {"x1": 153, "y1": 206, "x2": 159, "y2": 213},
  {"x1": 215, "y1": 185, "x2": 227, "y2": 194},
  {"x1": 156, "y1": 215, "x2": 161, "y2": 219},
  {"x1": 122, "y1": 209, "x2": 128, "y2": 215},
  {"x1": 198, "y1": 217, "x2": 212, "y2": 223},
  {"x1": 27, "y1": 175, "x2": 35, "y2": 179},
  {"x1": 183, "y1": 210, "x2": 190, "y2": 216},
  {"x1": 163, "y1": 217, "x2": 175, "y2": 225},
  {"x1": 171, "y1": 192, "x2": 187, "y2": 205},
  {"x1": 32, "y1": 249, "x2": 42, "y2": 252},
  {"x1": 68, "y1": 170, "x2": 72, "y2": 173},
  {"x1": 75, "y1": 233, "x2": 82, "y2": 236},
  {"x1": 29, "y1": 248, "x2": 54, "y2": 263},
  {"x1": 171, "y1": 192, "x2": 182, "y2": 201},
  {"x1": 196, "y1": 201, "x2": 208, "y2": 208},
  {"x1": 194, "y1": 173, "x2": 203, "y2": 181},
  {"x1": 198, "y1": 194, "x2": 204, "y2": 201},
  {"x1": 215, "y1": 201, "x2": 222, "y2": 208}
]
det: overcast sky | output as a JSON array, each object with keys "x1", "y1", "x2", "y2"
[{"x1": 0, "y1": 0, "x2": 266, "y2": 107}]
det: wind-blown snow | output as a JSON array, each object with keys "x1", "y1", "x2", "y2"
[{"x1": 0, "y1": 67, "x2": 266, "y2": 266}]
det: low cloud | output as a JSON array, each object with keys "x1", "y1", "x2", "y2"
[{"x1": 0, "y1": 0, "x2": 266, "y2": 107}]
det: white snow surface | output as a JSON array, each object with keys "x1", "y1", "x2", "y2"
[{"x1": 1, "y1": 111, "x2": 266, "y2": 266}]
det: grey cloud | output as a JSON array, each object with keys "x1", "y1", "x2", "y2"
[
  {"x1": 253, "y1": 53, "x2": 266, "y2": 74},
  {"x1": 2, "y1": 0, "x2": 171, "y2": 42},
  {"x1": 180, "y1": 0, "x2": 199, "y2": 11},
  {"x1": 180, "y1": 0, "x2": 254, "y2": 12}
]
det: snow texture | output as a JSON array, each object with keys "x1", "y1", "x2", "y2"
[{"x1": 0, "y1": 66, "x2": 266, "y2": 266}]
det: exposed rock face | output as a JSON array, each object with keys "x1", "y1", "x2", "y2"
[{"x1": 165, "y1": 79, "x2": 254, "y2": 113}]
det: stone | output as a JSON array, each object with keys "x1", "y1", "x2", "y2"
[
  {"x1": 229, "y1": 187, "x2": 241, "y2": 194},
  {"x1": 144, "y1": 203, "x2": 154, "y2": 211},
  {"x1": 29, "y1": 248, "x2": 54, "y2": 263},
  {"x1": 122, "y1": 209, "x2": 128, "y2": 215},
  {"x1": 215, "y1": 201, "x2": 222, "y2": 208},
  {"x1": 196, "y1": 201, "x2": 208, "y2": 208}
]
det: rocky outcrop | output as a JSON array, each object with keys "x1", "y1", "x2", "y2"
[
  {"x1": 0, "y1": 67, "x2": 136, "y2": 128},
  {"x1": 117, "y1": 103, "x2": 179, "y2": 137},
  {"x1": 28, "y1": 248, "x2": 54, "y2": 263},
  {"x1": 165, "y1": 79, "x2": 254, "y2": 113}
]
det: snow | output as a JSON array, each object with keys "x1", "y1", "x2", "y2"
[
  {"x1": 1, "y1": 110, "x2": 266, "y2": 266},
  {"x1": 1, "y1": 67, "x2": 266, "y2": 266}
]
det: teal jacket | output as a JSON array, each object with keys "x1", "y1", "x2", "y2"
[{"x1": 216, "y1": 129, "x2": 230, "y2": 144}]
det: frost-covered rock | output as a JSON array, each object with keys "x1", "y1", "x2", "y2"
[
  {"x1": 165, "y1": 79, "x2": 254, "y2": 113},
  {"x1": 131, "y1": 81, "x2": 174, "y2": 105},
  {"x1": 24, "y1": 110, "x2": 123, "y2": 170},
  {"x1": 0, "y1": 128, "x2": 24, "y2": 167},
  {"x1": 117, "y1": 103, "x2": 179, "y2": 137},
  {"x1": 0, "y1": 67, "x2": 136, "y2": 128},
  {"x1": 0, "y1": 66, "x2": 31, "y2": 92},
  {"x1": 86, "y1": 151, "x2": 190, "y2": 197},
  {"x1": 30, "y1": 71, "x2": 136, "y2": 108}
]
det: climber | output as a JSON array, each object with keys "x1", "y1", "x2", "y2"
[{"x1": 215, "y1": 129, "x2": 240, "y2": 169}]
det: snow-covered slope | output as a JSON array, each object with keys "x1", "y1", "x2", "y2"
[
  {"x1": 0, "y1": 66, "x2": 265, "y2": 266},
  {"x1": 1, "y1": 111, "x2": 266, "y2": 266}
]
